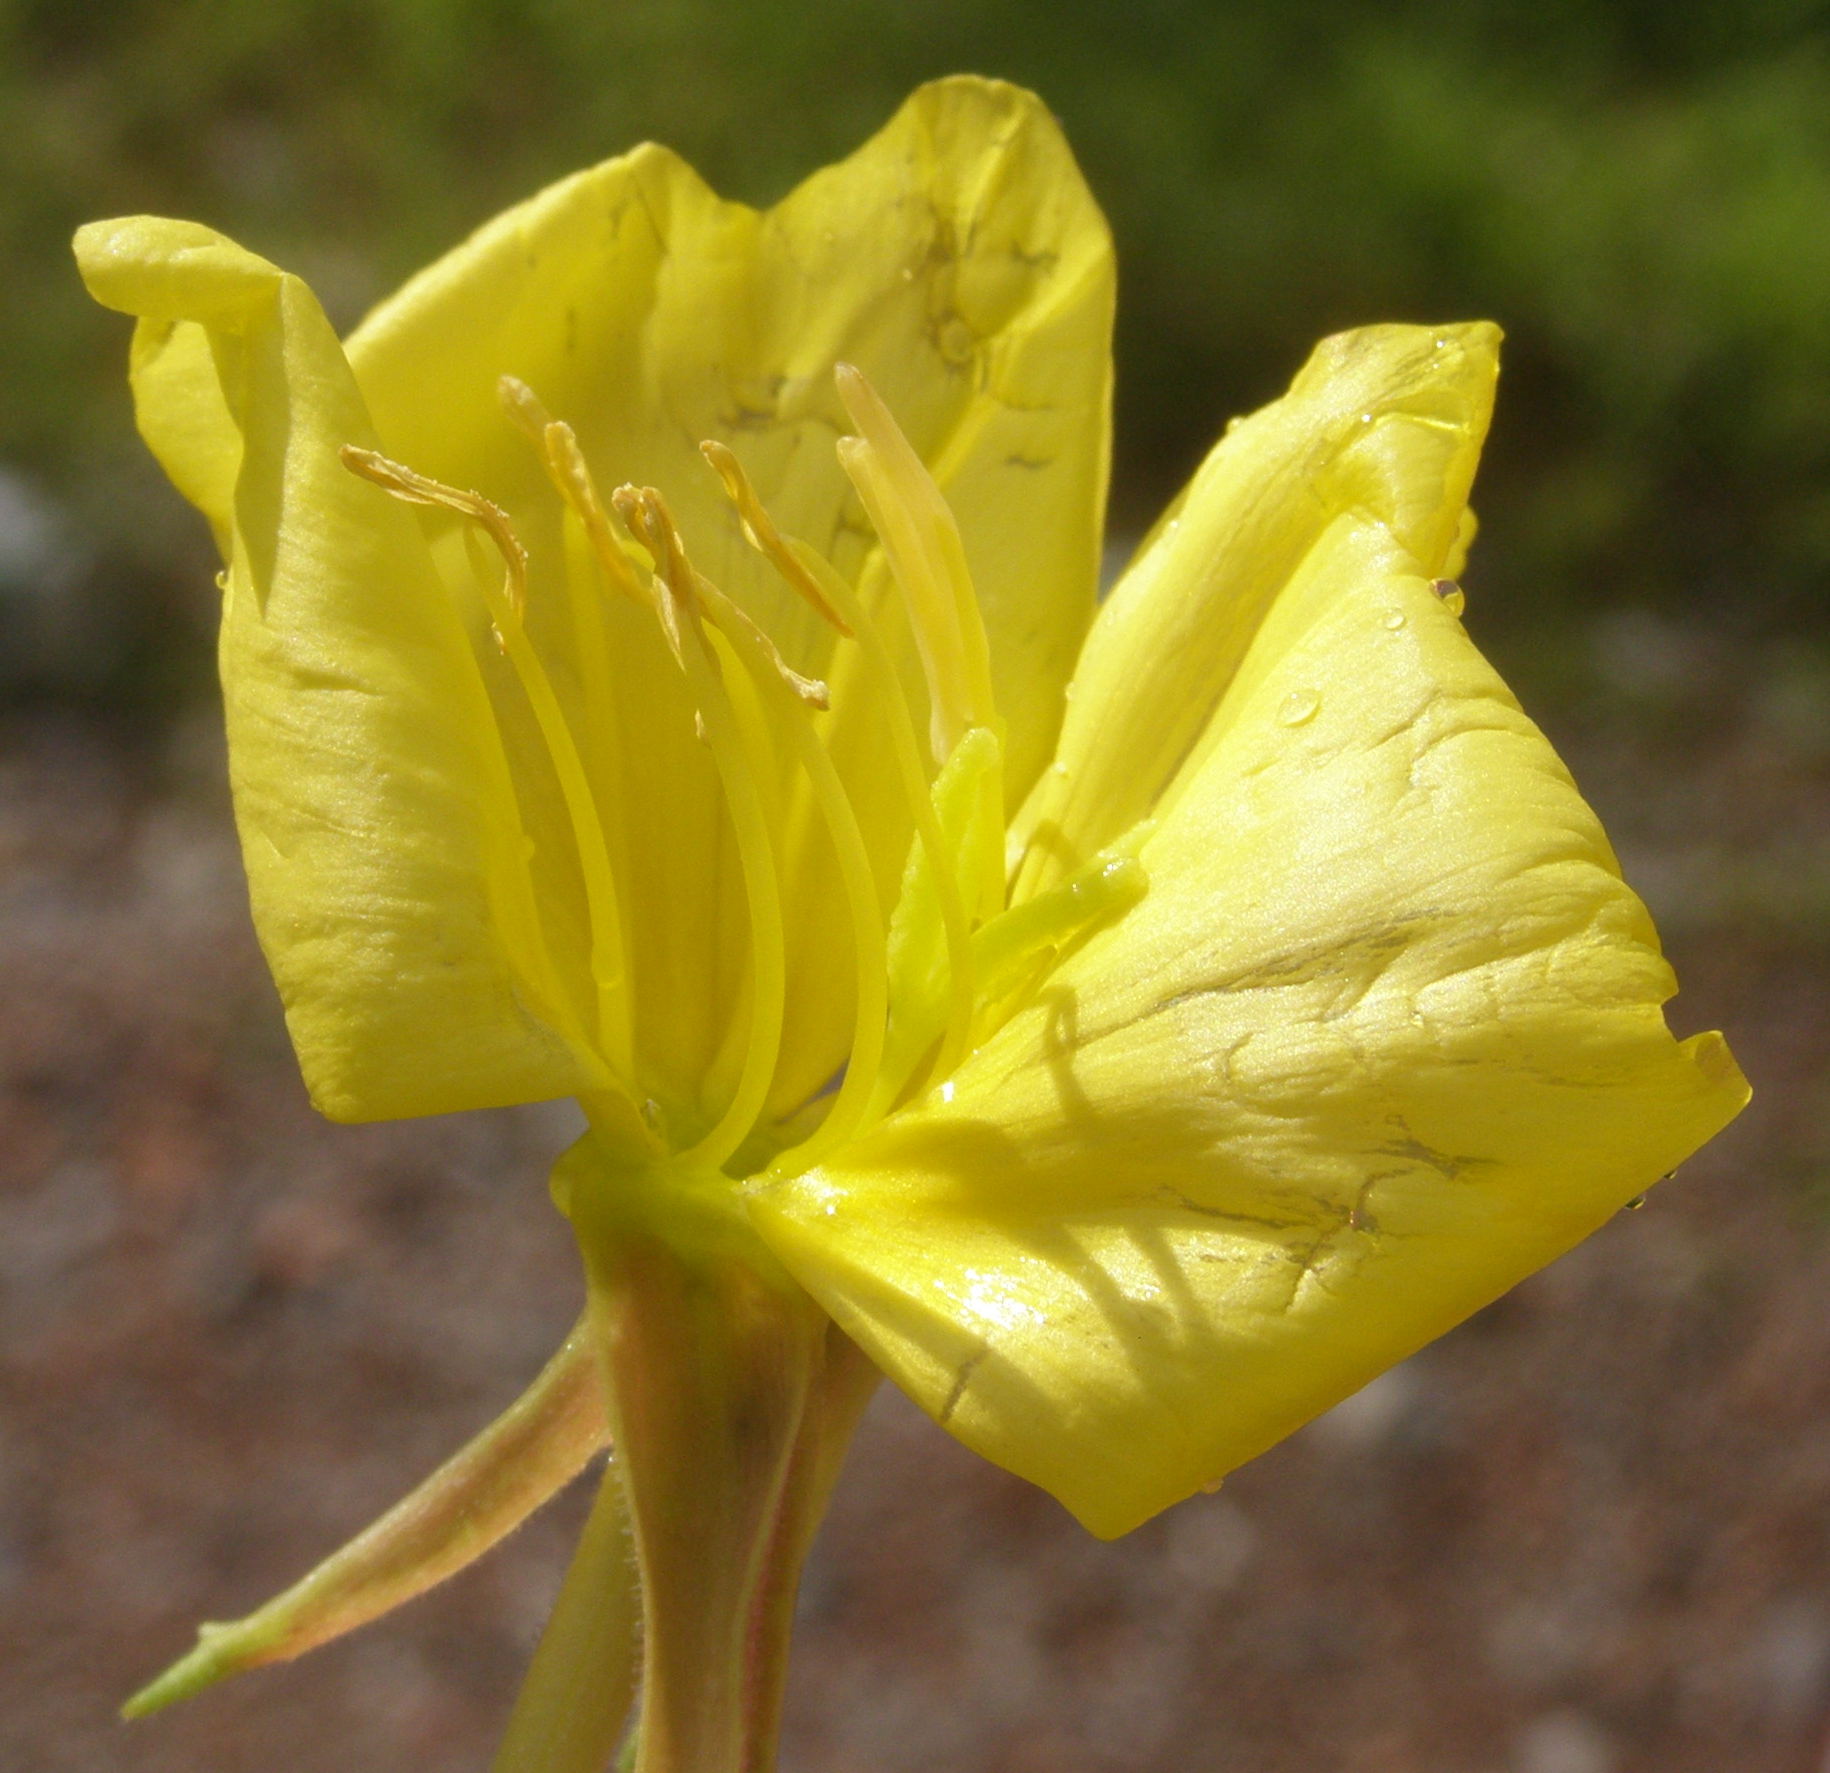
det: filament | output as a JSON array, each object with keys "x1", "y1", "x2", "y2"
[
  {"x1": 689, "y1": 571, "x2": 888, "y2": 1173},
  {"x1": 340, "y1": 446, "x2": 636, "y2": 1083},
  {"x1": 613, "y1": 487, "x2": 788, "y2": 1175},
  {"x1": 701, "y1": 441, "x2": 979, "y2": 1110}
]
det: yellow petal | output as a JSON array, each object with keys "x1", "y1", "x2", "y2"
[
  {"x1": 341, "y1": 75, "x2": 1113, "y2": 1124},
  {"x1": 751, "y1": 514, "x2": 1747, "y2": 1538},
  {"x1": 1012, "y1": 322, "x2": 1495, "y2": 899},
  {"x1": 75, "y1": 217, "x2": 603, "y2": 1119}
]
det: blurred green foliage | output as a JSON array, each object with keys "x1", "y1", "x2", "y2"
[{"x1": 4, "y1": 0, "x2": 1828, "y2": 710}]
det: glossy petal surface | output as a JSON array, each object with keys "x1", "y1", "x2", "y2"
[
  {"x1": 754, "y1": 498, "x2": 1747, "y2": 1538},
  {"x1": 1012, "y1": 323, "x2": 1495, "y2": 898}
]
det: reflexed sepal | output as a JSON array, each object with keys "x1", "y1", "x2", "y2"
[{"x1": 123, "y1": 1320, "x2": 607, "y2": 1718}]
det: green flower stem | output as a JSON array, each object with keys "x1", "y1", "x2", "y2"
[
  {"x1": 733, "y1": 1323, "x2": 880, "y2": 1759},
  {"x1": 490, "y1": 1454, "x2": 641, "y2": 1773},
  {"x1": 554, "y1": 1133, "x2": 869, "y2": 1773}
]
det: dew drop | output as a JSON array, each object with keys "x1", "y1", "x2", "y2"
[
  {"x1": 1622, "y1": 1193, "x2": 1648, "y2": 1212},
  {"x1": 1357, "y1": 410, "x2": 1375, "y2": 426},
  {"x1": 1200, "y1": 1475, "x2": 1225, "y2": 1495},
  {"x1": 936, "y1": 1078, "x2": 957, "y2": 1105},
  {"x1": 1277, "y1": 689, "x2": 1320, "y2": 727},
  {"x1": 1431, "y1": 577, "x2": 1466, "y2": 617},
  {"x1": 1381, "y1": 608, "x2": 1407, "y2": 630}
]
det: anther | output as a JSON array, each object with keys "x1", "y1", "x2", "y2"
[
  {"x1": 699, "y1": 440, "x2": 852, "y2": 636},
  {"x1": 497, "y1": 374, "x2": 554, "y2": 446},
  {"x1": 541, "y1": 423, "x2": 650, "y2": 608},
  {"x1": 697, "y1": 580, "x2": 829, "y2": 710},
  {"x1": 341, "y1": 446, "x2": 528, "y2": 622}
]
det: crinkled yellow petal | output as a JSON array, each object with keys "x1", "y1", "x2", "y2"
[
  {"x1": 75, "y1": 218, "x2": 604, "y2": 1120},
  {"x1": 1011, "y1": 322, "x2": 1495, "y2": 899},
  {"x1": 341, "y1": 75, "x2": 1113, "y2": 1124},
  {"x1": 751, "y1": 514, "x2": 1747, "y2": 1538}
]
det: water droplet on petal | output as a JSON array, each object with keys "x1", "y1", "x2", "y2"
[
  {"x1": 1200, "y1": 1476, "x2": 1225, "y2": 1495},
  {"x1": 1357, "y1": 410, "x2": 1375, "y2": 426},
  {"x1": 1381, "y1": 609, "x2": 1407, "y2": 630},
  {"x1": 1431, "y1": 578, "x2": 1466, "y2": 616},
  {"x1": 1622, "y1": 1193, "x2": 1648, "y2": 1212},
  {"x1": 1277, "y1": 689, "x2": 1320, "y2": 727}
]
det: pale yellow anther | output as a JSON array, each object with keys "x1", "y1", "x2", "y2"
[
  {"x1": 608, "y1": 485, "x2": 689, "y2": 665},
  {"x1": 697, "y1": 579, "x2": 829, "y2": 710},
  {"x1": 341, "y1": 445, "x2": 528, "y2": 622},
  {"x1": 699, "y1": 440, "x2": 852, "y2": 636},
  {"x1": 832, "y1": 364, "x2": 999, "y2": 761},
  {"x1": 542, "y1": 423, "x2": 650, "y2": 608},
  {"x1": 497, "y1": 374, "x2": 554, "y2": 446}
]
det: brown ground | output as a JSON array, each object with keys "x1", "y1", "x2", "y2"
[{"x1": 2, "y1": 628, "x2": 1825, "y2": 1772}]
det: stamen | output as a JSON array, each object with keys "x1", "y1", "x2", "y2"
[
  {"x1": 340, "y1": 446, "x2": 636, "y2": 1083},
  {"x1": 342, "y1": 446, "x2": 529, "y2": 622},
  {"x1": 834, "y1": 363, "x2": 1000, "y2": 763},
  {"x1": 698, "y1": 441, "x2": 852, "y2": 636},
  {"x1": 676, "y1": 576, "x2": 887, "y2": 1171},
  {"x1": 495, "y1": 382, "x2": 626, "y2": 843},
  {"x1": 497, "y1": 378, "x2": 652, "y2": 614},
  {"x1": 544, "y1": 425, "x2": 648, "y2": 607},
  {"x1": 616, "y1": 487, "x2": 789, "y2": 1176},
  {"x1": 611, "y1": 485, "x2": 689, "y2": 667},
  {"x1": 697, "y1": 580, "x2": 829, "y2": 710},
  {"x1": 703, "y1": 444, "x2": 981, "y2": 1115}
]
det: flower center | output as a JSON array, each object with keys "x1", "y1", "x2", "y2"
[{"x1": 342, "y1": 367, "x2": 1014, "y2": 1176}]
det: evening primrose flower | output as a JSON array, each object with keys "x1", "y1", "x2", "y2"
[{"x1": 78, "y1": 76, "x2": 1745, "y2": 1770}]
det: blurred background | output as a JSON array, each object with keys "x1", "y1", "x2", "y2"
[{"x1": 2, "y1": 1, "x2": 1826, "y2": 1768}]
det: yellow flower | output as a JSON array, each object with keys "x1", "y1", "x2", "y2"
[{"x1": 78, "y1": 74, "x2": 1746, "y2": 1764}]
